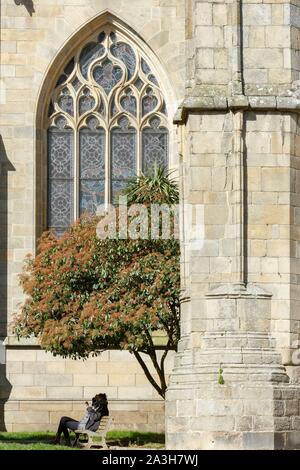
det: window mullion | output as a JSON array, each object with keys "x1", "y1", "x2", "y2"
[
  {"x1": 137, "y1": 124, "x2": 141, "y2": 175},
  {"x1": 105, "y1": 127, "x2": 110, "y2": 208},
  {"x1": 74, "y1": 128, "x2": 79, "y2": 221}
]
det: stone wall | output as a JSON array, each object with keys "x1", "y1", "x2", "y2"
[
  {"x1": 167, "y1": 0, "x2": 300, "y2": 449},
  {"x1": 0, "y1": 0, "x2": 185, "y2": 333},
  {"x1": 2, "y1": 345, "x2": 174, "y2": 432},
  {"x1": 0, "y1": 0, "x2": 184, "y2": 432}
]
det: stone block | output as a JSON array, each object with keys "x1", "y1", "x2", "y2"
[
  {"x1": 9, "y1": 374, "x2": 34, "y2": 386},
  {"x1": 286, "y1": 431, "x2": 300, "y2": 449},
  {"x1": 190, "y1": 167, "x2": 211, "y2": 191},
  {"x1": 117, "y1": 386, "x2": 154, "y2": 400},
  {"x1": 65, "y1": 361, "x2": 97, "y2": 374},
  {"x1": 6, "y1": 349, "x2": 36, "y2": 362},
  {"x1": 5, "y1": 411, "x2": 49, "y2": 424},
  {"x1": 195, "y1": 2, "x2": 212, "y2": 25},
  {"x1": 34, "y1": 374, "x2": 73, "y2": 386},
  {"x1": 284, "y1": 400, "x2": 299, "y2": 416},
  {"x1": 244, "y1": 5, "x2": 272, "y2": 26},
  {"x1": 274, "y1": 417, "x2": 292, "y2": 431},
  {"x1": 253, "y1": 416, "x2": 274, "y2": 431},
  {"x1": 191, "y1": 416, "x2": 235, "y2": 432},
  {"x1": 83, "y1": 386, "x2": 118, "y2": 400},
  {"x1": 10, "y1": 387, "x2": 46, "y2": 400},
  {"x1": 73, "y1": 374, "x2": 108, "y2": 386},
  {"x1": 46, "y1": 387, "x2": 83, "y2": 400},
  {"x1": 243, "y1": 432, "x2": 275, "y2": 450},
  {"x1": 235, "y1": 416, "x2": 253, "y2": 432},
  {"x1": 262, "y1": 168, "x2": 290, "y2": 192}
]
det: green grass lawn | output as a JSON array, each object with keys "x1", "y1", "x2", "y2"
[{"x1": 0, "y1": 431, "x2": 165, "y2": 450}]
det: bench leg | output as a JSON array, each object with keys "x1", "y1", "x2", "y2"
[
  {"x1": 86, "y1": 435, "x2": 93, "y2": 449},
  {"x1": 100, "y1": 437, "x2": 108, "y2": 449},
  {"x1": 72, "y1": 434, "x2": 80, "y2": 447}
]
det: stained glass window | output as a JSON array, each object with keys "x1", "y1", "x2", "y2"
[
  {"x1": 47, "y1": 28, "x2": 169, "y2": 236},
  {"x1": 142, "y1": 88, "x2": 158, "y2": 116},
  {"x1": 111, "y1": 42, "x2": 136, "y2": 80},
  {"x1": 111, "y1": 116, "x2": 136, "y2": 202},
  {"x1": 79, "y1": 42, "x2": 105, "y2": 79},
  {"x1": 48, "y1": 120, "x2": 74, "y2": 237},
  {"x1": 79, "y1": 88, "x2": 96, "y2": 115},
  {"x1": 93, "y1": 60, "x2": 123, "y2": 95},
  {"x1": 120, "y1": 89, "x2": 137, "y2": 116},
  {"x1": 142, "y1": 118, "x2": 168, "y2": 174},
  {"x1": 58, "y1": 88, "x2": 74, "y2": 116},
  {"x1": 79, "y1": 117, "x2": 105, "y2": 215}
]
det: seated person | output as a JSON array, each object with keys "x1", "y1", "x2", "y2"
[{"x1": 53, "y1": 393, "x2": 109, "y2": 446}]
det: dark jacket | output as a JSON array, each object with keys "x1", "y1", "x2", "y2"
[{"x1": 85, "y1": 399, "x2": 109, "y2": 432}]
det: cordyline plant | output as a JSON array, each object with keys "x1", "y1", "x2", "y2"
[{"x1": 14, "y1": 167, "x2": 180, "y2": 399}]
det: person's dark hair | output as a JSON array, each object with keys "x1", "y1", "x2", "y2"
[{"x1": 92, "y1": 393, "x2": 108, "y2": 410}]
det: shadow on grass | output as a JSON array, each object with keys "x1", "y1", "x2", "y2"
[
  {"x1": 106, "y1": 431, "x2": 165, "y2": 448},
  {"x1": 0, "y1": 431, "x2": 165, "y2": 450},
  {"x1": 0, "y1": 432, "x2": 54, "y2": 443},
  {"x1": 0, "y1": 432, "x2": 75, "y2": 450}
]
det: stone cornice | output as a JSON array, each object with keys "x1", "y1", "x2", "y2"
[
  {"x1": 174, "y1": 94, "x2": 300, "y2": 124},
  {"x1": 206, "y1": 283, "x2": 273, "y2": 299}
]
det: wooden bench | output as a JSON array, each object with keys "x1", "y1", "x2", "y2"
[{"x1": 73, "y1": 415, "x2": 113, "y2": 449}]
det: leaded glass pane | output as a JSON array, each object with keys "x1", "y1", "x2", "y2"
[
  {"x1": 48, "y1": 127, "x2": 74, "y2": 236},
  {"x1": 98, "y1": 31, "x2": 106, "y2": 43},
  {"x1": 110, "y1": 32, "x2": 117, "y2": 44},
  {"x1": 48, "y1": 180, "x2": 74, "y2": 232},
  {"x1": 142, "y1": 118, "x2": 168, "y2": 174},
  {"x1": 111, "y1": 97, "x2": 118, "y2": 117},
  {"x1": 79, "y1": 127, "x2": 105, "y2": 179},
  {"x1": 98, "y1": 99, "x2": 105, "y2": 116},
  {"x1": 161, "y1": 101, "x2": 168, "y2": 116},
  {"x1": 79, "y1": 42, "x2": 105, "y2": 79},
  {"x1": 56, "y1": 74, "x2": 67, "y2": 88},
  {"x1": 72, "y1": 77, "x2": 82, "y2": 91},
  {"x1": 55, "y1": 116, "x2": 68, "y2": 129},
  {"x1": 93, "y1": 59, "x2": 123, "y2": 94},
  {"x1": 48, "y1": 100, "x2": 54, "y2": 118},
  {"x1": 64, "y1": 57, "x2": 75, "y2": 76},
  {"x1": 48, "y1": 128, "x2": 73, "y2": 178},
  {"x1": 134, "y1": 77, "x2": 144, "y2": 91},
  {"x1": 79, "y1": 89, "x2": 96, "y2": 115},
  {"x1": 79, "y1": 121, "x2": 105, "y2": 215},
  {"x1": 142, "y1": 88, "x2": 158, "y2": 116},
  {"x1": 111, "y1": 43, "x2": 136, "y2": 80},
  {"x1": 111, "y1": 180, "x2": 128, "y2": 204},
  {"x1": 141, "y1": 58, "x2": 151, "y2": 75},
  {"x1": 111, "y1": 118, "x2": 136, "y2": 180},
  {"x1": 111, "y1": 117, "x2": 136, "y2": 202},
  {"x1": 80, "y1": 180, "x2": 105, "y2": 215},
  {"x1": 148, "y1": 74, "x2": 158, "y2": 86},
  {"x1": 120, "y1": 89, "x2": 136, "y2": 116},
  {"x1": 58, "y1": 89, "x2": 74, "y2": 116}
]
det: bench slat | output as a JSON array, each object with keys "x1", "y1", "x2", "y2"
[{"x1": 73, "y1": 416, "x2": 113, "y2": 449}]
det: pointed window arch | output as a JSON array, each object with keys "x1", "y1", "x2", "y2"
[{"x1": 47, "y1": 28, "x2": 169, "y2": 236}]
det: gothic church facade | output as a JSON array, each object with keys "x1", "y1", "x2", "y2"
[{"x1": 1, "y1": 0, "x2": 300, "y2": 449}]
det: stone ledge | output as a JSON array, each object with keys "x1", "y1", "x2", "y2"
[
  {"x1": 206, "y1": 283, "x2": 272, "y2": 299},
  {"x1": 174, "y1": 95, "x2": 300, "y2": 124},
  {"x1": 4, "y1": 336, "x2": 39, "y2": 348}
]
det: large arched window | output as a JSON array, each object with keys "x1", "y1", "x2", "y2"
[{"x1": 47, "y1": 28, "x2": 169, "y2": 237}]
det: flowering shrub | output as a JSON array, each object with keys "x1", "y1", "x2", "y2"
[{"x1": 14, "y1": 219, "x2": 179, "y2": 398}]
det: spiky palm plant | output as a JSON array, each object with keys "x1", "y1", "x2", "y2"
[{"x1": 123, "y1": 165, "x2": 179, "y2": 205}]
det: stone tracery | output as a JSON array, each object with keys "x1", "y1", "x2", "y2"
[{"x1": 47, "y1": 28, "x2": 169, "y2": 235}]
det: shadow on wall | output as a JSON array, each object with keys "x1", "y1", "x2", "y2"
[
  {"x1": 0, "y1": 136, "x2": 14, "y2": 431},
  {"x1": 14, "y1": 0, "x2": 35, "y2": 17}
]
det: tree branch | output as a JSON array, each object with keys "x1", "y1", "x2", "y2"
[{"x1": 133, "y1": 351, "x2": 164, "y2": 398}]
